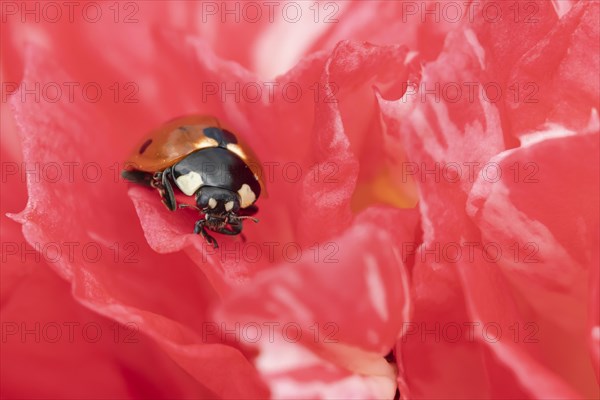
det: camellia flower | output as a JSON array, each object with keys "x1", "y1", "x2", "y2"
[{"x1": 1, "y1": 1, "x2": 598, "y2": 399}]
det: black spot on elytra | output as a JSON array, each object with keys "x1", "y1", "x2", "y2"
[
  {"x1": 139, "y1": 139, "x2": 152, "y2": 154},
  {"x1": 221, "y1": 129, "x2": 238, "y2": 144},
  {"x1": 203, "y1": 127, "x2": 238, "y2": 147}
]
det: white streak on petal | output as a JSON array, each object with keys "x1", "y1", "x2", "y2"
[
  {"x1": 592, "y1": 326, "x2": 600, "y2": 341},
  {"x1": 364, "y1": 254, "x2": 388, "y2": 321},
  {"x1": 464, "y1": 29, "x2": 485, "y2": 70},
  {"x1": 252, "y1": 2, "x2": 351, "y2": 78},
  {"x1": 270, "y1": 286, "x2": 313, "y2": 324},
  {"x1": 519, "y1": 124, "x2": 577, "y2": 147},
  {"x1": 551, "y1": 0, "x2": 574, "y2": 18},
  {"x1": 404, "y1": 50, "x2": 419, "y2": 65},
  {"x1": 256, "y1": 340, "x2": 397, "y2": 400}
]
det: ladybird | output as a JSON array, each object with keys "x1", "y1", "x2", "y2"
[{"x1": 122, "y1": 115, "x2": 263, "y2": 248}]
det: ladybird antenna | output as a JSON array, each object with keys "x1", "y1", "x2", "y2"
[
  {"x1": 179, "y1": 204, "x2": 201, "y2": 211},
  {"x1": 236, "y1": 216, "x2": 259, "y2": 223}
]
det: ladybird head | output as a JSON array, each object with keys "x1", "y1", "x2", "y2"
[{"x1": 196, "y1": 186, "x2": 241, "y2": 219}]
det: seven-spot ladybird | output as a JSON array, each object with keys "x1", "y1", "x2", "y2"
[{"x1": 122, "y1": 115, "x2": 263, "y2": 248}]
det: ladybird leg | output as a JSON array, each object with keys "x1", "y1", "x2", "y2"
[
  {"x1": 194, "y1": 220, "x2": 219, "y2": 248},
  {"x1": 214, "y1": 219, "x2": 243, "y2": 236},
  {"x1": 150, "y1": 172, "x2": 171, "y2": 210},
  {"x1": 160, "y1": 168, "x2": 177, "y2": 211}
]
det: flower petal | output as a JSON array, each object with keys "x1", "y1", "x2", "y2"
[
  {"x1": 379, "y1": 26, "x2": 592, "y2": 398},
  {"x1": 1, "y1": 264, "x2": 213, "y2": 399},
  {"x1": 9, "y1": 43, "x2": 268, "y2": 398},
  {"x1": 506, "y1": 1, "x2": 600, "y2": 134},
  {"x1": 217, "y1": 207, "x2": 419, "y2": 397},
  {"x1": 465, "y1": 130, "x2": 600, "y2": 397}
]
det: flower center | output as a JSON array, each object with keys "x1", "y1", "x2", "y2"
[{"x1": 351, "y1": 165, "x2": 419, "y2": 212}]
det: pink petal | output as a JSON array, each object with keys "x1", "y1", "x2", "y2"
[
  {"x1": 380, "y1": 26, "x2": 596, "y2": 397},
  {"x1": 377, "y1": 29, "x2": 508, "y2": 398},
  {"x1": 192, "y1": 1, "x2": 456, "y2": 77},
  {"x1": 1, "y1": 263, "x2": 212, "y2": 398},
  {"x1": 248, "y1": 338, "x2": 397, "y2": 399},
  {"x1": 379, "y1": 27, "x2": 505, "y2": 227},
  {"x1": 590, "y1": 259, "x2": 600, "y2": 384},
  {"x1": 465, "y1": 130, "x2": 600, "y2": 397},
  {"x1": 219, "y1": 207, "x2": 417, "y2": 351},
  {"x1": 1, "y1": 116, "x2": 31, "y2": 301},
  {"x1": 217, "y1": 207, "x2": 419, "y2": 396},
  {"x1": 297, "y1": 41, "x2": 419, "y2": 242},
  {"x1": 471, "y1": 0, "x2": 559, "y2": 84},
  {"x1": 9, "y1": 43, "x2": 267, "y2": 398},
  {"x1": 305, "y1": 1, "x2": 458, "y2": 64},
  {"x1": 506, "y1": 1, "x2": 600, "y2": 134}
]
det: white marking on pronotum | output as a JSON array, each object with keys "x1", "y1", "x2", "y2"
[
  {"x1": 226, "y1": 143, "x2": 247, "y2": 160},
  {"x1": 175, "y1": 171, "x2": 203, "y2": 196},
  {"x1": 237, "y1": 184, "x2": 256, "y2": 208},
  {"x1": 208, "y1": 198, "x2": 217, "y2": 209},
  {"x1": 224, "y1": 201, "x2": 234, "y2": 211}
]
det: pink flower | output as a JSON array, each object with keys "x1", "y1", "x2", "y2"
[{"x1": 2, "y1": 1, "x2": 598, "y2": 399}]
